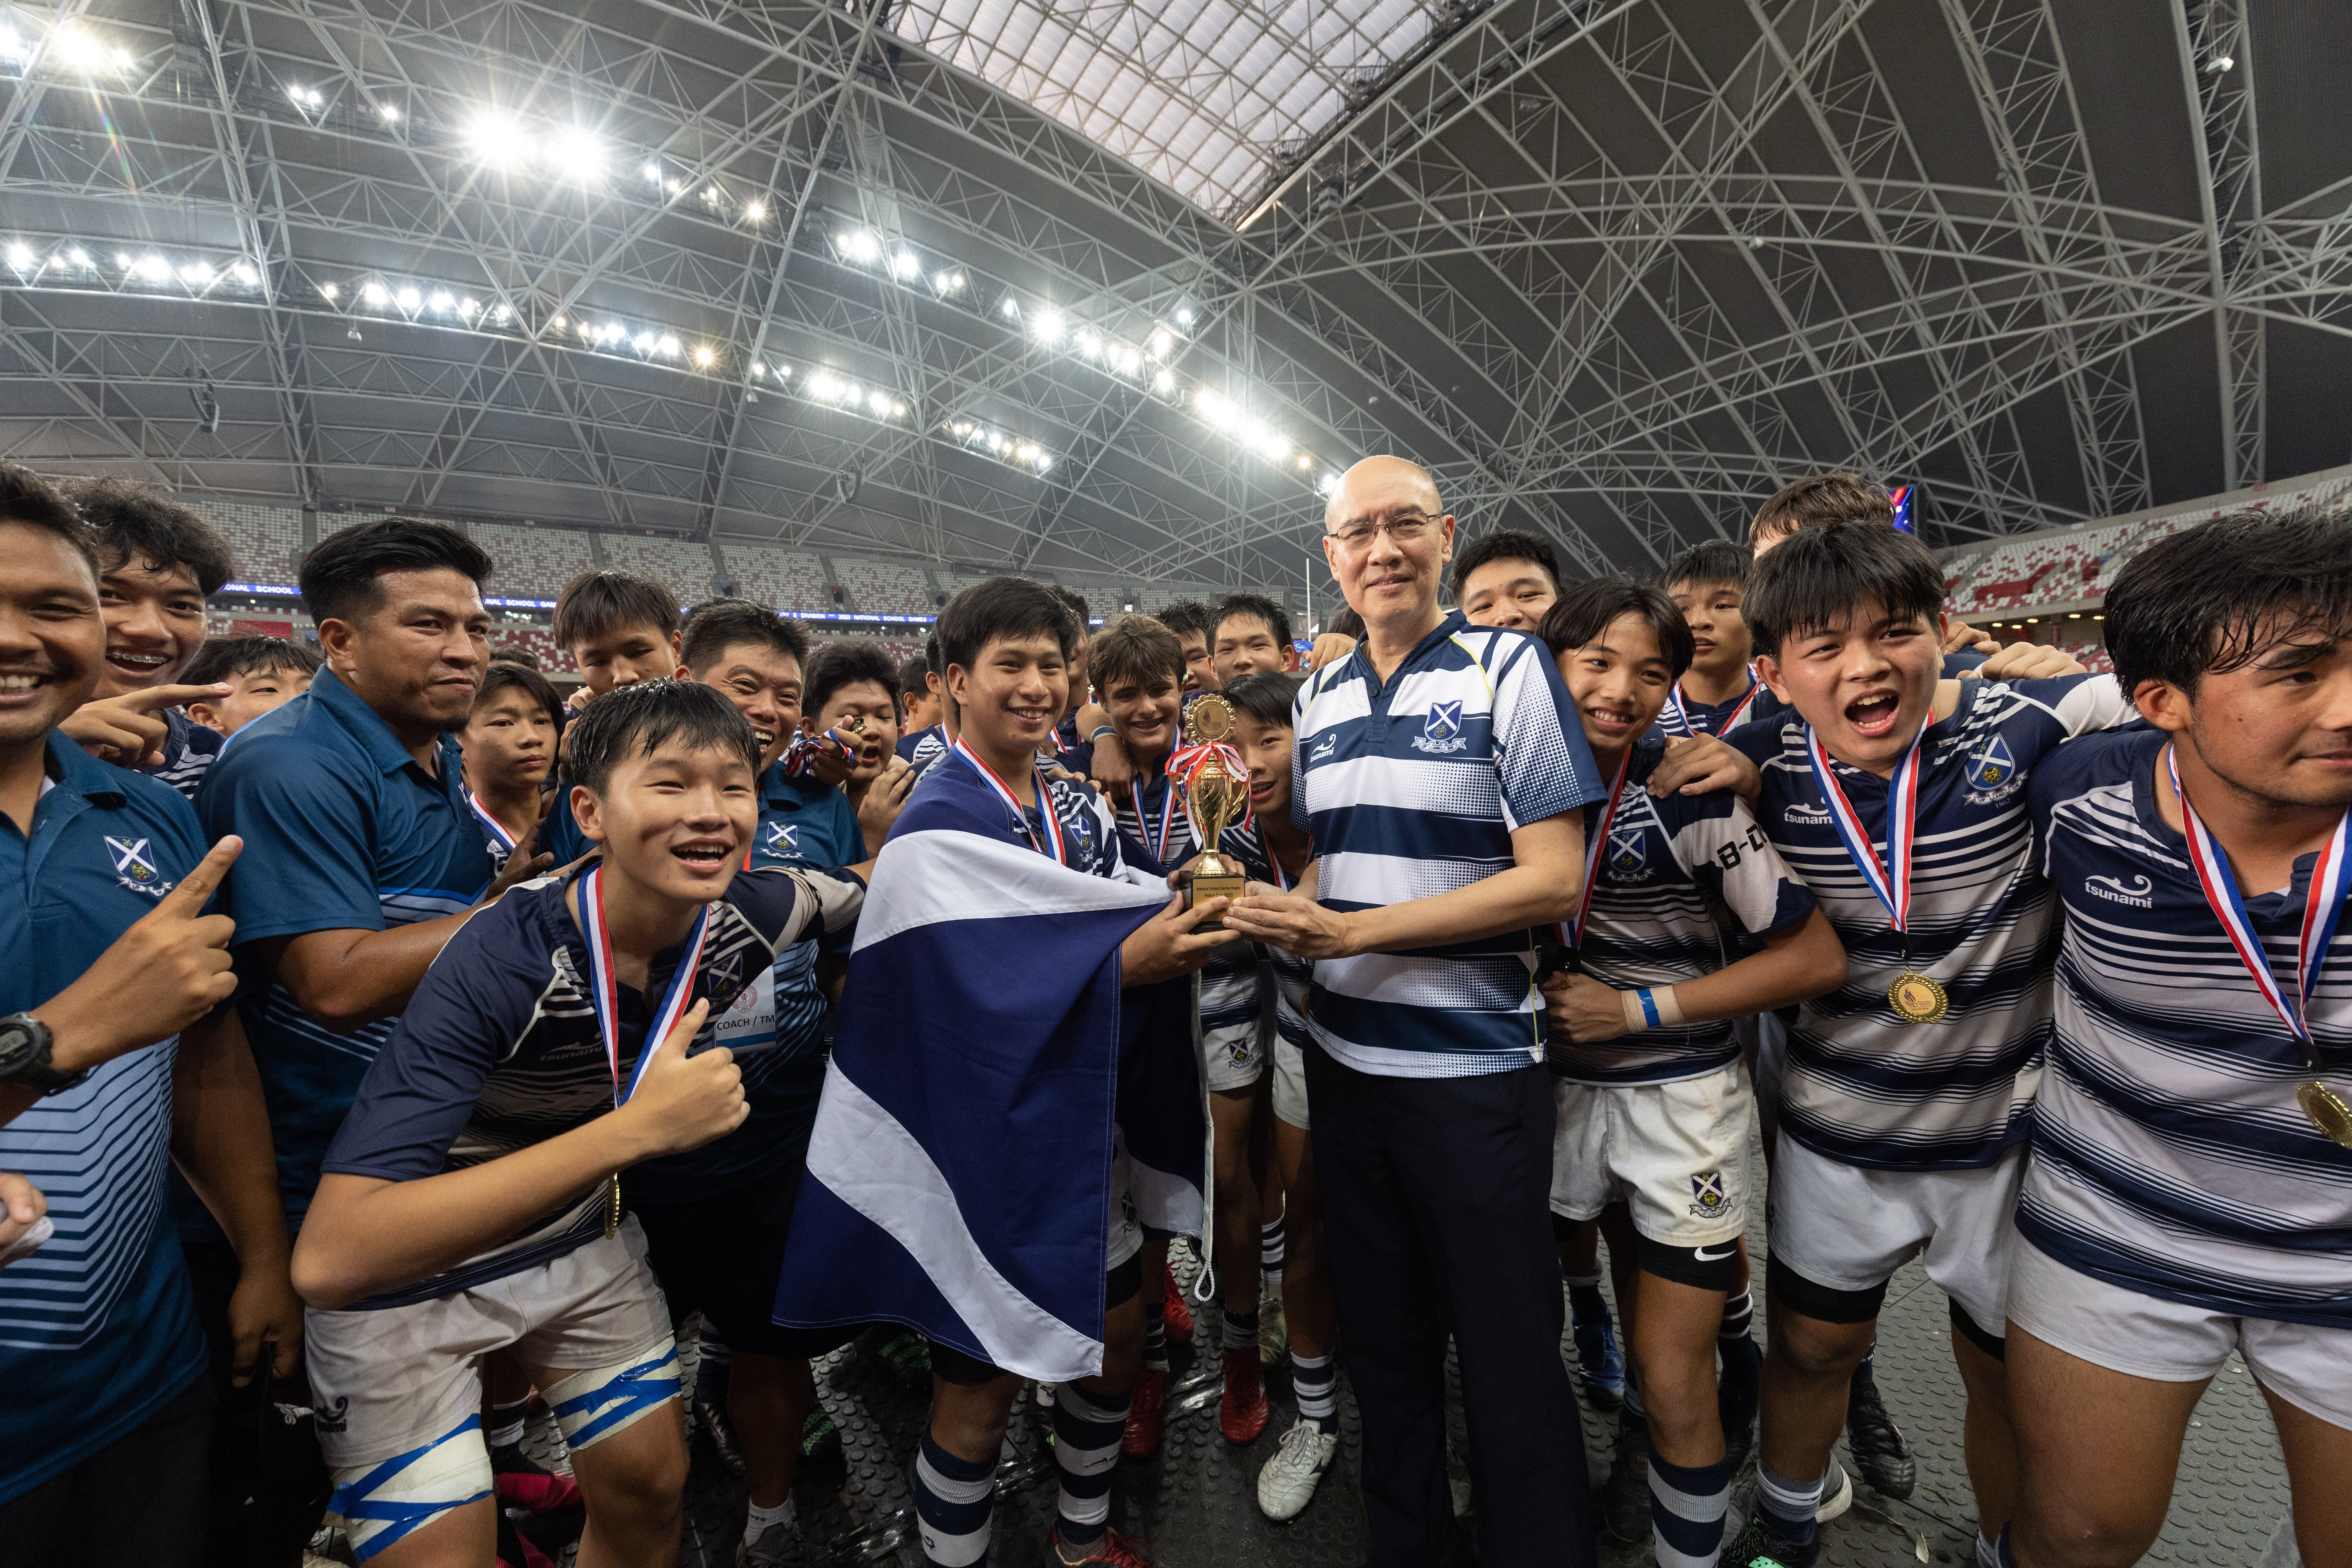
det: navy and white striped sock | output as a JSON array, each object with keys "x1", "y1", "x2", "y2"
[
  {"x1": 1649, "y1": 1453, "x2": 1730, "y2": 1568},
  {"x1": 1993, "y1": 1527, "x2": 2021, "y2": 1568},
  {"x1": 1260, "y1": 1215, "x2": 1285, "y2": 1288},
  {"x1": 1757, "y1": 1462, "x2": 1822, "y2": 1552},
  {"x1": 1142, "y1": 1293, "x2": 1169, "y2": 1372},
  {"x1": 1718, "y1": 1287, "x2": 1755, "y2": 1343},
  {"x1": 1291, "y1": 1350, "x2": 1338, "y2": 1434},
  {"x1": 1221, "y1": 1305, "x2": 1259, "y2": 1353},
  {"x1": 1050, "y1": 1385, "x2": 1129, "y2": 1547},
  {"x1": 915, "y1": 1433, "x2": 995, "y2": 1568}
]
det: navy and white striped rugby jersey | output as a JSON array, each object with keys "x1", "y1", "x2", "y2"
[
  {"x1": 1726, "y1": 674, "x2": 2134, "y2": 1169},
  {"x1": 1555, "y1": 735, "x2": 1815, "y2": 1085},
  {"x1": 1292, "y1": 612, "x2": 1602, "y2": 1077},
  {"x1": 320, "y1": 860, "x2": 864, "y2": 1308},
  {"x1": 2023, "y1": 728, "x2": 2352, "y2": 1327},
  {"x1": 141, "y1": 707, "x2": 223, "y2": 799}
]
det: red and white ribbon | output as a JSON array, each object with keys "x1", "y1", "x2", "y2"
[
  {"x1": 1804, "y1": 716, "x2": 1929, "y2": 939},
  {"x1": 953, "y1": 738, "x2": 1069, "y2": 865},
  {"x1": 578, "y1": 862, "x2": 711, "y2": 1111}
]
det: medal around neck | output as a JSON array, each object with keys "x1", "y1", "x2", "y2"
[
  {"x1": 1888, "y1": 969, "x2": 1949, "y2": 1025},
  {"x1": 1172, "y1": 694, "x2": 1248, "y2": 929}
]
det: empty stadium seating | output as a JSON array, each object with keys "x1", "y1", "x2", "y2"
[
  {"x1": 722, "y1": 543, "x2": 835, "y2": 612},
  {"x1": 832, "y1": 557, "x2": 935, "y2": 615},
  {"x1": 602, "y1": 535, "x2": 719, "y2": 606},
  {"x1": 474, "y1": 522, "x2": 599, "y2": 602}
]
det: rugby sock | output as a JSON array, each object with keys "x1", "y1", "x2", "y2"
[
  {"x1": 1563, "y1": 1264, "x2": 1609, "y2": 1330},
  {"x1": 1718, "y1": 1286, "x2": 1755, "y2": 1343},
  {"x1": 746, "y1": 1496, "x2": 797, "y2": 1542},
  {"x1": 1757, "y1": 1462, "x2": 1823, "y2": 1551},
  {"x1": 1853, "y1": 1349, "x2": 1878, "y2": 1388},
  {"x1": 1717, "y1": 1287, "x2": 1761, "y2": 1397},
  {"x1": 486, "y1": 1396, "x2": 530, "y2": 1454},
  {"x1": 1291, "y1": 1350, "x2": 1338, "y2": 1434},
  {"x1": 915, "y1": 1433, "x2": 995, "y2": 1568},
  {"x1": 1221, "y1": 1305, "x2": 1259, "y2": 1353},
  {"x1": 1049, "y1": 1385, "x2": 1128, "y2": 1548},
  {"x1": 1978, "y1": 1530, "x2": 2003, "y2": 1568},
  {"x1": 1648, "y1": 1453, "x2": 1731, "y2": 1568},
  {"x1": 1142, "y1": 1293, "x2": 1170, "y2": 1373},
  {"x1": 1260, "y1": 1215, "x2": 1285, "y2": 1289}
]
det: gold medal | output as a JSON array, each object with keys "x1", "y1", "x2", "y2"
[
  {"x1": 1888, "y1": 969, "x2": 1948, "y2": 1025},
  {"x1": 2298, "y1": 1081, "x2": 2352, "y2": 1151},
  {"x1": 604, "y1": 1173, "x2": 621, "y2": 1238}
]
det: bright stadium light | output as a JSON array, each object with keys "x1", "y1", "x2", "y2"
[
  {"x1": 134, "y1": 253, "x2": 172, "y2": 282},
  {"x1": 318, "y1": 279, "x2": 338, "y2": 299},
  {"x1": 4, "y1": 243, "x2": 32, "y2": 271},
  {"x1": 377, "y1": 103, "x2": 400, "y2": 123},
  {"x1": 428, "y1": 290, "x2": 454, "y2": 312},
  {"x1": 655, "y1": 334, "x2": 679, "y2": 356},
  {"x1": 545, "y1": 128, "x2": 607, "y2": 184},
  {"x1": 395, "y1": 286, "x2": 421, "y2": 310},
  {"x1": 51, "y1": 24, "x2": 132, "y2": 76},
  {"x1": 180, "y1": 262, "x2": 213, "y2": 285},
  {"x1": 1032, "y1": 309, "x2": 1063, "y2": 343},
  {"x1": 1153, "y1": 370, "x2": 1174, "y2": 394},
  {"x1": 742, "y1": 199, "x2": 766, "y2": 222},
  {"x1": 837, "y1": 229, "x2": 880, "y2": 264},
  {"x1": 66, "y1": 247, "x2": 90, "y2": 268},
  {"x1": 465, "y1": 113, "x2": 530, "y2": 169},
  {"x1": 889, "y1": 251, "x2": 920, "y2": 280},
  {"x1": 361, "y1": 281, "x2": 389, "y2": 305},
  {"x1": 1000, "y1": 297, "x2": 1019, "y2": 319},
  {"x1": 230, "y1": 261, "x2": 259, "y2": 285},
  {"x1": 692, "y1": 344, "x2": 715, "y2": 367}
]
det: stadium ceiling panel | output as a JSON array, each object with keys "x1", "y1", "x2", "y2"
[{"x1": 0, "y1": 0, "x2": 2347, "y2": 588}]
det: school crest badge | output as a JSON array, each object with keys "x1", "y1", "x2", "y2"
[
  {"x1": 1965, "y1": 735, "x2": 2017, "y2": 791},
  {"x1": 1412, "y1": 699, "x2": 1468, "y2": 754},
  {"x1": 1687, "y1": 1170, "x2": 1728, "y2": 1218},
  {"x1": 1608, "y1": 825, "x2": 1646, "y2": 875},
  {"x1": 106, "y1": 836, "x2": 169, "y2": 896}
]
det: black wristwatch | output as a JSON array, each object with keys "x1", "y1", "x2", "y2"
[{"x1": 0, "y1": 1014, "x2": 82, "y2": 1096}]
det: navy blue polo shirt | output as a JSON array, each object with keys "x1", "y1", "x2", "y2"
[
  {"x1": 0, "y1": 735, "x2": 212, "y2": 1503},
  {"x1": 195, "y1": 668, "x2": 495, "y2": 1224},
  {"x1": 628, "y1": 764, "x2": 864, "y2": 1201},
  {"x1": 535, "y1": 780, "x2": 592, "y2": 866}
]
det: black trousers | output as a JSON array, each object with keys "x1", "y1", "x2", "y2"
[
  {"x1": 0, "y1": 1375, "x2": 213, "y2": 1568},
  {"x1": 1308, "y1": 1044, "x2": 1594, "y2": 1568}
]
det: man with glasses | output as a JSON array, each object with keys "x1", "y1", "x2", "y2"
[{"x1": 1226, "y1": 456, "x2": 1604, "y2": 1567}]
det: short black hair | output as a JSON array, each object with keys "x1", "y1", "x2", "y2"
[
  {"x1": 564, "y1": 678, "x2": 759, "y2": 795},
  {"x1": 923, "y1": 632, "x2": 943, "y2": 678},
  {"x1": 1215, "y1": 592, "x2": 1292, "y2": 650},
  {"x1": 1662, "y1": 539, "x2": 1751, "y2": 592},
  {"x1": 0, "y1": 462, "x2": 100, "y2": 577},
  {"x1": 474, "y1": 659, "x2": 564, "y2": 732},
  {"x1": 552, "y1": 568, "x2": 680, "y2": 651},
  {"x1": 2106, "y1": 510, "x2": 2352, "y2": 700},
  {"x1": 1223, "y1": 671, "x2": 1301, "y2": 731},
  {"x1": 299, "y1": 516, "x2": 492, "y2": 626},
  {"x1": 1743, "y1": 519, "x2": 1944, "y2": 659},
  {"x1": 1539, "y1": 576, "x2": 1695, "y2": 679},
  {"x1": 182, "y1": 635, "x2": 321, "y2": 689},
  {"x1": 804, "y1": 639, "x2": 900, "y2": 715},
  {"x1": 1751, "y1": 471, "x2": 1893, "y2": 544},
  {"x1": 1324, "y1": 604, "x2": 1364, "y2": 641},
  {"x1": 898, "y1": 654, "x2": 931, "y2": 701},
  {"x1": 1156, "y1": 599, "x2": 1214, "y2": 642},
  {"x1": 1049, "y1": 585, "x2": 1090, "y2": 628},
  {"x1": 491, "y1": 645, "x2": 541, "y2": 669},
  {"x1": 1450, "y1": 530, "x2": 1560, "y2": 599},
  {"x1": 68, "y1": 477, "x2": 234, "y2": 593},
  {"x1": 937, "y1": 576, "x2": 1074, "y2": 673},
  {"x1": 681, "y1": 597, "x2": 807, "y2": 675}
]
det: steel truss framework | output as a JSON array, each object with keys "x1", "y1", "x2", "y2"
[{"x1": 0, "y1": 0, "x2": 2345, "y2": 586}]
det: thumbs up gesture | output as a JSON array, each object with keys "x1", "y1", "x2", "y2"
[
  {"x1": 37, "y1": 835, "x2": 244, "y2": 1075},
  {"x1": 613, "y1": 1000, "x2": 746, "y2": 1159}
]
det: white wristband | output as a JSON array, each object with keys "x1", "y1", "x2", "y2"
[{"x1": 1621, "y1": 985, "x2": 1684, "y2": 1033}]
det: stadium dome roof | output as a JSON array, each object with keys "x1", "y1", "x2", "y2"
[{"x1": 0, "y1": 0, "x2": 2346, "y2": 586}]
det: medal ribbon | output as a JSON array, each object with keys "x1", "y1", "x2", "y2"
[
  {"x1": 952, "y1": 738, "x2": 1068, "y2": 864},
  {"x1": 465, "y1": 788, "x2": 519, "y2": 854},
  {"x1": 1165, "y1": 741, "x2": 1255, "y2": 842},
  {"x1": 1136, "y1": 766, "x2": 1181, "y2": 864},
  {"x1": 780, "y1": 725, "x2": 857, "y2": 778},
  {"x1": 1804, "y1": 716, "x2": 1930, "y2": 941},
  {"x1": 577, "y1": 863, "x2": 711, "y2": 1112},
  {"x1": 1560, "y1": 748, "x2": 1634, "y2": 949},
  {"x1": 2168, "y1": 745, "x2": 2351, "y2": 1055},
  {"x1": 1666, "y1": 667, "x2": 1762, "y2": 737}
]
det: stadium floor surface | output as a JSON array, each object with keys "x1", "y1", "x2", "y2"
[{"x1": 501, "y1": 1185, "x2": 2303, "y2": 1568}]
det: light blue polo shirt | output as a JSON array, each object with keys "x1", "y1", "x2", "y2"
[
  {"x1": 0, "y1": 735, "x2": 214, "y2": 1502},
  {"x1": 196, "y1": 668, "x2": 495, "y2": 1223},
  {"x1": 1292, "y1": 610, "x2": 1601, "y2": 1076}
]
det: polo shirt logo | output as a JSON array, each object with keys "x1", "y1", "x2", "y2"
[
  {"x1": 1608, "y1": 825, "x2": 1647, "y2": 875},
  {"x1": 1309, "y1": 733, "x2": 1338, "y2": 762},
  {"x1": 1967, "y1": 735, "x2": 2017, "y2": 790},
  {"x1": 767, "y1": 820, "x2": 798, "y2": 853},
  {"x1": 105, "y1": 835, "x2": 171, "y2": 895},
  {"x1": 1412, "y1": 699, "x2": 1468, "y2": 754}
]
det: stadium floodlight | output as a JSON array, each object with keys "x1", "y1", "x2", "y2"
[
  {"x1": 1317, "y1": 472, "x2": 1341, "y2": 497},
  {"x1": 113, "y1": 251, "x2": 131, "y2": 269},
  {"x1": 1074, "y1": 330, "x2": 1099, "y2": 357},
  {"x1": 490, "y1": 303, "x2": 512, "y2": 323},
  {"x1": 1175, "y1": 308, "x2": 1194, "y2": 328},
  {"x1": 837, "y1": 229, "x2": 880, "y2": 264},
  {"x1": 1033, "y1": 309, "x2": 1064, "y2": 344},
  {"x1": 655, "y1": 335, "x2": 679, "y2": 356},
  {"x1": 465, "y1": 113, "x2": 530, "y2": 169},
  {"x1": 66, "y1": 248, "x2": 89, "y2": 268},
  {"x1": 868, "y1": 391, "x2": 891, "y2": 414},
  {"x1": 750, "y1": 361, "x2": 764, "y2": 378},
  {"x1": 395, "y1": 286, "x2": 421, "y2": 310},
  {"x1": 545, "y1": 128, "x2": 607, "y2": 184},
  {"x1": 743, "y1": 199, "x2": 766, "y2": 222},
  {"x1": 1117, "y1": 347, "x2": 1140, "y2": 376},
  {"x1": 135, "y1": 254, "x2": 172, "y2": 282},
  {"x1": 1000, "y1": 297, "x2": 1018, "y2": 319},
  {"x1": 51, "y1": 24, "x2": 132, "y2": 75},
  {"x1": 630, "y1": 331, "x2": 655, "y2": 353},
  {"x1": 457, "y1": 297, "x2": 478, "y2": 316},
  {"x1": 4, "y1": 243, "x2": 31, "y2": 271},
  {"x1": 0, "y1": 26, "x2": 26, "y2": 65},
  {"x1": 428, "y1": 290, "x2": 454, "y2": 312},
  {"x1": 1153, "y1": 370, "x2": 1174, "y2": 394},
  {"x1": 360, "y1": 281, "x2": 388, "y2": 305},
  {"x1": 889, "y1": 251, "x2": 921, "y2": 281},
  {"x1": 180, "y1": 262, "x2": 213, "y2": 285},
  {"x1": 891, "y1": 401, "x2": 907, "y2": 417},
  {"x1": 1149, "y1": 328, "x2": 1172, "y2": 358},
  {"x1": 692, "y1": 345, "x2": 715, "y2": 367},
  {"x1": 378, "y1": 103, "x2": 399, "y2": 122},
  {"x1": 1296, "y1": 453, "x2": 1313, "y2": 471},
  {"x1": 231, "y1": 261, "x2": 259, "y2": 286}
]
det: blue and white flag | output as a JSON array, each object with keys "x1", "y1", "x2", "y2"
[{"x1": 772, "y1": 756, "x2": 1207, "y2": 1382}]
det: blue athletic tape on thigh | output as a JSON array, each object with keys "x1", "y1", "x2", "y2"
[
  {"x1": 546, "y1": 1342, "x2": 682, "y2": 1450},
  {"x1": 327, "y1": 1414, "x2": 495, "y2": 1561}
]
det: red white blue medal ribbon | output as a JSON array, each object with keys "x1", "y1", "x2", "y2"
[
  {"x1": 1804, "y1": 717, "x2": 1929, "y2": 940},
  {"x1": 1560, "y1": 749, "x2": 1633, "y2": 950},
  {"x1": 465, "y1": 788, "x2": 519, "y2": 854},
  {"x1": 2169, "y1": 745, "x2": 2351, "y2": 1051},
  {"x1": 953, "y1": 738, "x2": 1068, "y2": 865},
  {"x1": 578, "y1": 862, "x2": 711, "y2": 1111},
  {"x1": 1665, "y1": 667, "x2": 1762, "y2": 737},
  {"x1": 1139, "y1": 767, "x2": 1181, "y2": 864}
]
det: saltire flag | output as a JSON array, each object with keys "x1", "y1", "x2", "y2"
[{"x1": 772, "y1": 759, "x2": 1206, "y2": 1383}]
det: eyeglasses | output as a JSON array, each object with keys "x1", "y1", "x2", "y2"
[{"x1": 1326, "y1": 513, "x2": 1441, "y2": 550}]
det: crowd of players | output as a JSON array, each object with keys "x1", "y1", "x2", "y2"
[{"x1": 0, "y1": 453, "x2": 2344, "y2": 1568}]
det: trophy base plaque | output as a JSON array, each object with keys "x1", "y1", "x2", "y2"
[{"x1": 1186, "y1": 864, "x2": 1248, "y2": 929}]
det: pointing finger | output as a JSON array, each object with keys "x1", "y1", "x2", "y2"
[{"x1": 154, "y1": 836, "x2": 242, "y2": 916}]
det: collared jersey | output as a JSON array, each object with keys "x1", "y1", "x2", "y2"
[
  {"x1": 1726, "y1": 675, "x2": 2134, "y2": 1169},
  {"x1": 1653, "y1": 674, "x2": 1789, "y2": 740},
  {"x1": 0, "y1": 736, "x2": 212, "y2": 1504},
  {"x1": 321, "y1": 861, "x2": 864, "y2": 1308},
  {"x1": 2022, "y1": 729, "x2": 2352, "y2": 1327},
  {"x1": 143, "y1": 707, "x2": 224, "y2": 799},
  {"x1": 1292, "y1": 612, "x2": 1602, "y2": 1076},
  {"x1": 628, "y1": 764, "x2": 863, "y2": 1195},
  {"x1": 195, "y1": 668, "x2": 497, "y2": 1223},
  {"x1": 897, "y1": 724, "x2": 947, "y2": 773},
  {"x1": 1558, "y1": 735, "x2": 1815, "y2": 1084},
  {"x1": 535, "y1": 781, "x2": 592, "y2": 866}
]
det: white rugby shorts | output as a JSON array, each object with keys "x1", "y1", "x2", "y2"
[
  {"x1": 1271, "y1": 1033, "x2": 1309, "y2": 1130},
  {"x1": 1550, "y1": 1062, "x2": 1754, "y2": 1250}
]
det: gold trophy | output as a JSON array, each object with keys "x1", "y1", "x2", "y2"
[{"x1": 1177, "y1": 694, "x2": 1249, "y2": 929}]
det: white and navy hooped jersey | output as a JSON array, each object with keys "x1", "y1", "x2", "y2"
[
  {"x1": 1728, "y1": 675, "x2": 2134, "y2": 1169},
  {"x1": 143, "y1": 708, "x2": 223, "y2": 799},
  {"x1": 1557, "y1": 736, "x2": 1815, "y2": 1085},
  {"x1": 1652, "y1": 675, "x2": 1789, "y2": 741},
  {"x1": 320, "y1": 861, "x2": 862, "y2": 1308},
  {"x1": 1294, "y1": 612, "x2": 1602, "y2": 1077},
  {"x1": 2022, "y1": 728, "x2": 2352, "y2": 1328}
]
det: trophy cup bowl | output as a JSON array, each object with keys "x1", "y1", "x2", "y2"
[{"x1": 1183, "y1": 762, "x2": 1249, "y2": 928}]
